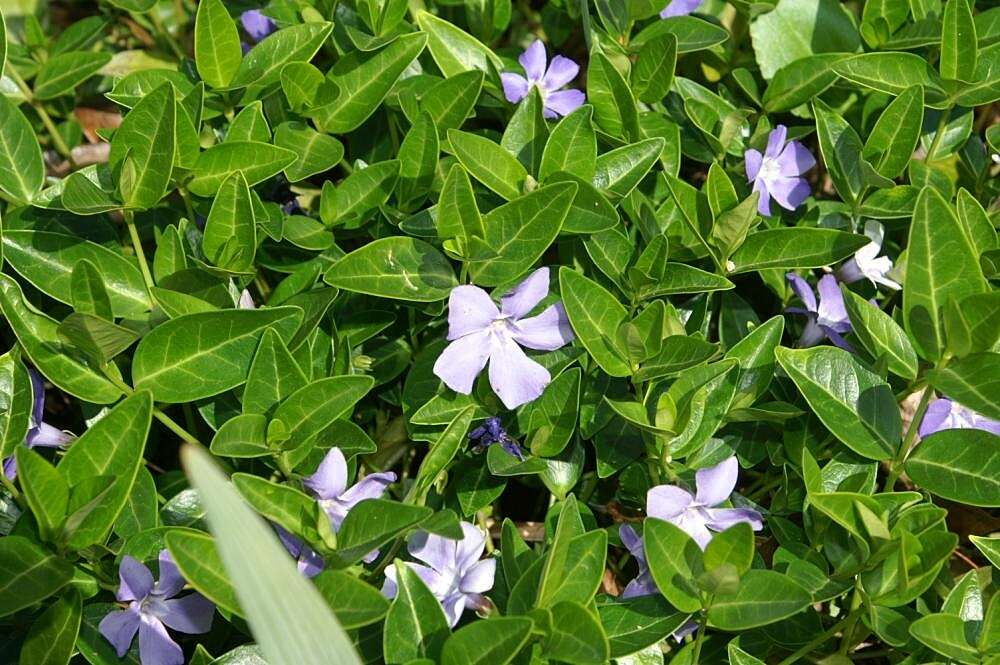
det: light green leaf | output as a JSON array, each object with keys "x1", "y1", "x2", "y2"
[
  {"x1": 559, "y1": 268, "x2": 629, "y2": 377},
  {"x1": 728, "y1": 228, "x2": 868, "y2": 274},
  {"x1": 33, "y1": 51, "x2": 110, "y2": 100},
  {"x1": 323, "y1": 237, "x2": 457, "y2": 301},
  {"x1": 194, "y1": 0, "x2": 241, "y2": 88},
  {"x1": 0, "y1": 95, "x2": 44, "y2": 203},
  {"x1": 0, "y1": 537, "x2": 73, "y2": 618},
  {"x1": 203, "y1": 172, "x2": 256, "y2": 272}
]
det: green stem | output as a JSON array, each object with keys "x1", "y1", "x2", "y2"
[
  {"x1": 690, "y1": 611, "x2": 708, "y2": 665},
  {"x1": 123, "y1": 210, "x2": 156, "y2": 293},
  {"x1": 0, "y1": 472, "x2": 25, "y2": 509},
  {"x1": 924, "y1": 105, "x2": 953, "y2": 163},
  {"x1": 886, "y1": 381, "x2": 937, "y2": 490},
  {"x1": 147, "y1": 10, "x2": 186, "y2": 61},
  {"x1": 776, "y1": 610, "x2": 860, "y2": 665},
  {"x1": 7, "y1": 68, "x2": 75, "y2": 164},
  {"x1": 103, "y1": 371, "x2": 201, "y2": 444}
]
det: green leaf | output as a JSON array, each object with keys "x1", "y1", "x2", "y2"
[
  {"x1": 632, "y1": 33, "x2": 677, "y2": 104},
  {"x1": 323, "y1": 237, "x2": 457, "y2": 301},
  {"x1": 415, "y1": 10, "x2": 503, "y2": 77},
  {"x1": 232, "y1": 473, "x2": 319, "y2": 541},
  {"x1": 0, "y1": 536, "x2": 73, "y2": 618},
  {"x1": 109, "y1": 83, "x2": 175, "y2": 209},
  {"x1": 559, "y1": 267, "x2": 629, "y2": 377},
  {"x1": 593, "y1": 138, "x2": 665, "y2": 201},
  {"x1": 0, "y1": 95, "x2": 45, "y2": 203},
  {"x1": 226, "y1": 102, "x2": 270, "y2": 143},
  {"x1": 441, "y1": 617, "x2": 533, "y2": 665},
  {"x1": 706, "y1": 570, "x2": 812, "y2": 630},
  {"x1": 18, "y1": 588, "x2": 81, "y2": 665},
  {"x1": 469, "y1": 182, "x2": 576, "y2": 286},
  {"x1": 841, "y1": 288, "x2": 919, "y2": 380},
  {"x1": 419, "y1": 70, "x2": 483, "y2": 133},
  {"x1": 833, "y1": 53, "x2": 947, "y2": 106},
  {"x1": 271, "y1": 375, "x2": 374, "y2": 453},
  {"x1": 188, "y1": 141, "x2": 296, "y2": 197},
  {"x1": 413, "y1": 406, "x2": 475, "y2": 497},
  {"x1": 909, "y1": 613, "x2": 980, "y2": 663},
  {"x1": 311, "y1": 33, "x2": 427, "y2": 133},
  {"x1": 33, "y1": 51, "x2": 110, "y2": 100},
  {"x1": 599, "y1": 595, "x2": 687, "y2": 659},
  {"x1": 2, "y1": 230, "x2": 150, "y2": 318},
  {"x1": 728, "y1": 228, "x2": 868, "y2": 274},
  {"x1": 587, "y1": 51, "x2": 639, "y2": 140},
  {"x1": 543, "y1": 601, "x2": 610, "y2": 665},
  {"x1": 539, "y1": 105, "x2": 597, "y2": 182},
  {"x1": 59, "y1": 392, "x2": 151, "y2": 548},
  {"x1": 928, "y1": 353, "x2": 1000, "y2": 421},
  {"x1": 383, "y1": 561, "x2": 451, "y2": 664},
  {"x1": 274, "y1": 121, "x2": 344, "y2": 183},
  {"x1": 907, "y1": 424, "x2": 997, "y2": 501},
  {"x1": 210, "y1": 413, "x2": 269, "y2": 458},
  {"x1": 132, "y1": 307, "x2": 302, "y2": 403},
  {"x1": 0, "y1": 9, "x2": 6, "y2": 79},
  {"x1": 944, "y1": 291, "x2": 1000, "y2": 358},
  {"x1": 436, "y1": 164, "x2": 483, "y2": 243},
  {"x1": 632, "y1": 16, "x2": 729, "y2": 53},
  {"x1": 776, "y1": 346, "x2": 897, "y2": 460},
  {"x1": 332, "y1": 499, "x2": 432, "y2": 567},
  {"x1": 243, "y1": 328, "x2": 308, "y2": 417},
  {"x1": 644, "y1": 518, "x2": 703, "y2": 613},
  {"x1": 71, "y1": 259, "x2": 114, "y2": 320},
  {"x1": 164, "y1": 528, "x2": 242, "y2": 616},
  {"x1": 904, "y1": 187, "x2": 988, "y2": 361},
  {"x1": 230, "y1": 22, "x2": 334, "y2": 100},
  {"x1": 940, "y1": 0, "x2": 977, "y2": 82},
  {"x1": 203, "y1": 172, "x2": 256, "y2": 272},
  {"x1": 312, "y1": 570, "x2": 389, "y2": 629},
  {"x1": 16, "y1": 446, "x2": 69, "y2": 541},
  {"x1": 501, "y1": 87, "x2": 547, "y2": 176},
  {"x1": 762, "y1": 54, "x2": 846, "y2": 113},
  {"x1": 181, "y1": 444, "x2": 362, "y2": 665},
  {"x1": 748, "y1": 0, "x2": 859, "y2": 79},
  {"x1": 448, "y1": 129, "x2": 526, "y2": 201},
  {"x1": 0, "y1": 348, "x2": 32, "y2": 463},
  {"x1": 194, "y1": 0, "x2": 241, "y2": 88},
  {"x1": 863, "y1": 85, "x2": 924, "y2": 179},
  {"x1": 813, "y1": 99, "x2": 868, "y2": 206},
  {"x1": 320, "y1": 160, "x2": 400, "y2": 227}
]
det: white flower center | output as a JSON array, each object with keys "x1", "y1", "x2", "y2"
[{"x1": 758, "y1": 157, "x2": 781, "y2": 182}]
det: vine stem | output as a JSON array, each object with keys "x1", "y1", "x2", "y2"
[
  {"x1": 7, "y1": 68, "x2": 76, "y2": 165},
  {"x1": 103, "y1": 372, "x2": 201, "y2": 444},
  {"x1": 123, "y1": 210, "x2": 157, "y2": 293},
  {"x1": 776, "y1": 610, "x2": 861, "y2": 665},
  {"x1": 924, "y1": 105, "x2": 954, "y2": 162},
  {"x1": 690, "y1": 610, "x2": 708, "y2": 665},
  {"x1": 885, "y1": 383, "x2": 935, "y2": 490}
]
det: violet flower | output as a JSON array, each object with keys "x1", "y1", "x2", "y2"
[
  {"x1": 745, "y1": 125, "x2": 815, "y2": 216},
  {"x1": 661, "y1": 0, "x2": 702, "y2": 17},
  {"x1": 837, "y1": 221, "x2": 900, "y2": 290},
  {"x1": 99, "y1": 551, "x2": 214, "y2": 665},
  {"x1": 619, "y1": 524, "x2": 656, "y2": 599},
  {"x1": 919, "y1": 398, "x2": 1000, "y2": 438},
  {"x1": 303, "y1": 447, "x2": 396, "y2": 563},
  {"x1": 240, "y1": 9, "x2": 276, "y2": 43},
  {"x1": 433, "y1": 267, "x2": 574, "y2": 410},
  {"x1": 382, "y1": 521, "x2": 495, "y2": 627},
  {"x1": 500, "y1": 40, "x2": 586, "y2": 119},
  {"x1": 3, "y1": 369, "x2": 75, "y2": 480},
  {"x1": 275, "y1": 525, "x2": 324, "y2": 578},
  {"x1": 647, "y1": 457, "x2": 762, "y2": 550},
  {"x1": 469, "y1": 417, "x2": 524, "y2": 460},
  {"x1": 785, "y1": 273, "x2": 852, "y2": 350}
]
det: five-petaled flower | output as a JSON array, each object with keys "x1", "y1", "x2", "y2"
[
  {"x1": 99, "y1": 551, "x2": 214, "y2": 665},
  {"x1": 919, "y1": 398, "x2": 1000, "y2": 438},
  {"x1": 646, "y1": 456, "x2": 763, "y2": 549},
  {"x1": 660, "y1": 0, "x2": 702, "y2": 17},
  {"x1": 3, "y1": 369, "x2": 75, "y2": 480},
  {"x1": 303, "y1": 447, "x2": 396, "y2": 562},
  {"x1": 837, "y1": 220, "x2": 900, "y2": 290},
  {"x1": 785, "y1": 273, "x2": 852, "y2": 350},
  {"x1": 469, "y1": 416, "x2": 524, "y2": 460},
  {"x1": 433, "y1": 267, "x2": 574, "y2": 410},
  {"x1": 240, "y1": 9, "x2": 276, "y2": 43},
  {"x1": 501, "y1": 40, "x2": 586, "y2": 119},
  {"x1": 745, "y1": 125, "x2": 815, "y2": 216},
  {"x1": 382, "y1": 522, "x2": 496, "y2": 627}
]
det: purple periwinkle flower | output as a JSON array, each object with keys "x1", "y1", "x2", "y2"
[
  {"x1": 500, "y1": 40, "x2": 586, "y2": 119},
  {"x1": 240, "y1": 9, "x2": 276, "y2": 43},
  {"x1": 99, "y1": 551, "x2": 214, "y2": 665},
  {"x1": 646, "y1": 457, "x2": 763, "y2": 550},
  {"x1": 303, "y1": 447, "x2": 395, "y2": 563},
  {"x1": 469, "y1": 416, "x2": 524, "y2": 460},
  {"x1": 433, "y1": 268, "x2": 574, "y2": 410},
  {"x1": 382, "y1": 522, "x2": 496, "y2": 627},
  {"x1": 918, "y1": 398, "x2": 1000, "y2": 438},
  {"x1": 745, "y1": 125, "x2": 815, "y2": 216},
  {"x1": 274, "y1": 525, "x2": 324, "y2": 578},
  {"x1": 786, "y1": 273, "x2": 852, "y2": 350},
  {"x1": 618, "y1": 524, "x2": 656, "y2": 599},
  {"x1": 660, "y1": 0, "x2": 702, "y2": 17},
  {"x1": 3, "y1": 369, "x2": 75, "y2": 480},
  {"x1": 837, "y1": 221, "x2": 900, "y2": 290}
]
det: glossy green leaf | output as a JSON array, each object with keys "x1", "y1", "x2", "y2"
[
  {"x1": 0, "y1": 536, "x2": 73, "y2": 618},
  {"x1": 842, "y1": 288, "x2": 919, "y2": 380},
  {"x1": 323, "y1": 237, "x2": 457, "y2": 301},
  {"x1": 108, "y1": 83, "x2": 175, "y2": 209},
  {"x1": 706, "y1": 570, "x2": 812, "y2": 630},
  {"x1": 0, "y1": 95, "x2": 45, "y2": 203},
  {"x1": 33, "y1": 51, "x2": 110, "y2": 100},
  {"x1": 448, "y1": 129, "x2": 526, "y2": 201},
  {"x1": 194, "y1": 0, "x2": 241, "y2": 88},
  {"x1": 559, "y1": 267, "x2": 629, "y2": 377},
  {"x1": 188, "y1": 141, "x2": 296, "y2": 197},
  {"x1": 383, "y1": 561, "x2": 450, "y2": 663},
  {"x1": 18, "y1": 588, "x2": 81, "y2": 665},
  {"x1": 729, "y1": 228, "x2": 868, "y2": 274},
  {"x1": 203, "y1": 171, "x2": 256, "y2": 272}
]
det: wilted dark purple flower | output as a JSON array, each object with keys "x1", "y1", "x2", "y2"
[
  {"x1": 919, "y1": 398, "x2": 1000, "y2": 438},
  {"x1": 661, "y1": 0, "x2": 702, "y2": 17},
  {"x1": 3, "y1": 369, "x2": 75, "y2": 480},
  {"x1": 785, "y1": 273, "x2": 852, "y2": 350},
  {"x1": 745, "y1": 125, "x2": 815, "y2": 216},
  {"x1": 303, "y1": 447, "x2": 396, "y2": 563},
  {"x1": 382, "y1": 522, "x2": 495, "y2": 627},
  {"x1": 647, "y1": 457, "x2": 763, "y2": 550},
  {"x1": 837, "y1": 221, "x2": 900, "y2": 290},
  {"x1": 240, "y1": 9, "x2": 276, "y2": 43},
  {"x1": 99, "y1": 551, "x2": 214, "y2": 665},
  {"x1": 500, "y1": 40, "x2": 585, "y2": 119},
  {"x1": 274, "y1": 525, "x2": 324, "y2": 578},
  {"x1": 469, "y1": 417, "x2": 524, "y2": 460},
  {"x1": 433, "y1": 268, "x2": 574, "y2": 410}
]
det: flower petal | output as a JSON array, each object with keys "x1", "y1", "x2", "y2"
[
  {"x1": 785, "y1": 273, "x2": 818, "y2": 313},
  {"x1": 501, "y1": 268, "x2": 550, "y2": 319},
  {"x1": 441, "y1": 592, "x2": 468, "y2": 627},
  {"x1": 118, "y1": 556, "x2": 154, "y2": 602},
  {"x1": 138, "y1": 615, "x2": 184, "y2": 665},
  {"x1": 675, "y1": 511, "x2": 713, "y2": 549},
  {"x1": 455, "y1": 521, "x2": 487, "y2": 571},
  {"x1": 519, "y1": 40, "x2": 547, "y2": 82},
  {"x1": 816, "y1": 275, "x2": 848, "y2": 328},
  {"x1": 500, "y1": 73, "x2": 529, "y2": 104},
  {"x1": 26, "y1": 421, "x2": 74, "y2": 448},
  {"x1": 744, "y1": 148, "x2": 762, "y2": 182},
  {"x1": 408, "y1": 531, "x2": 456, "y2": 573},
  {"x1": 753, "y1": 176, "x2": 772, "y2": 216},
  {"x1": 434, "y1": 330, "x2": 492, "y2": 395},
  {"x1": 541, "y1": 56, "x2": 579, "y2": 91},
  {"x1": 460, "y1": 558, "x2": 496, "y2": 594},
  {"x1": 99, "y1": 606, "x2": 140, "y2": 657},
  {"x1": 646, "y1": 485, "x2": 694, "y2": 521},
  {"x1": 303, "y1": 447, "x2": 349, "y2": 500},
  {"x1": 660, "y1": 0, "x2": 702, "y2": 17},
  {"x1": 509, "y1": 303, "x2": 573, "y2": 351},
  {"x1": 764, "y1": 125, "x2": 788, "y2": 159},
  {"x1": 240, "y1": 9, "x2": 276, "y2": 43},
  {"x1": 919, "y1": 398, "x2": 953, "y2": 438},
  {"x1": 447, "y1": 285, "x2": 499, "y2": 340},
  {"x1": 694, "y1": 456, "x2": 739, "y2": 507},
  {"x1": 619, "y1": 524, "x2": 645, "y2": 562},
  {"x1": 776, "y1": 140, "x2": 815, "y2": 176},
  {"x1": 703, "y1": 507, "x2": 764, "y2": 532},
  {"x1": 155, "y1": 550, "x2": 186, "y2": 599},
  {"x1": 621, "y1": 572, "x2": 658, "y2": 598},
  {"x1": 28, "y1": 368, "x2": 45, "y2": 426},
  {"x1": 337, "y1": 471, "x2": 396, "y2": 508},
  {"x1": 158, "y1": 593, "x2": 215, "y2": 634},
  {"x1": 544, "y1": 89, "x2": 586, "y2": 117},
  {"x1": 766, "y1": 176, "x2": 810, "y2": 211},
  {"x1": 487, "y1": 333, "x2": 551, "y2": 409}
]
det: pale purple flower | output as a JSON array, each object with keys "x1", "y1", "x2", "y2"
[
  {"x1": 99, "y1": 551, "x2": 214, "y2": 665},
  {"x1": 433, "y1": 268, "x2": 574, "y2": 410},
  {"x1": 469, "y1": 416, "x2": 524, "y2": 460},
  {"x1": 275, "y1": 525, "x2": 324, "y2": 578},
  {"x1": 237, "y1": 289, "x2": 255, "y2": 310},
  {"x1": 647, "y1": 457, "x2": 762, "y2": 550},
  {"x1": 745, "y1": 125, "x2": 815, "y2": 216},
  {"x1": 837, "y1": 221, "x2": 900, "y2": 290},
  {"x1": 919, "y1": 398, "x2": 1000, "y2": 438},
  {"x1": 500, "y1": 40, "x2": 586, "y2": 119},
  {"x1": 618, "y1": 524, "x2": 656, "y2": 599},
  {"x1": 240, "y1": 9, "x2": 276, "y2": 43},
  {"x1": 381, "y1": 521, "x2": 495, "y2": 627},
  {"x1": 303, "y1": 447, "x2": 395, "y2": 563},
  {"x1": 3, "y1": 369, "x2": 75, "y2": 480},
  {"x1": 785, "y1": 273, "x2": 852, "y2": 350},
  {"x1": 661, "y1": 0, "x2": 702, "y2": 17}
]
